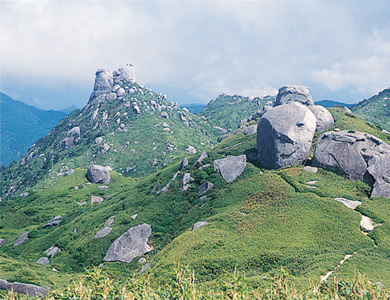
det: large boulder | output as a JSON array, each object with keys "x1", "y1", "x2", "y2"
[
  {"x1": 103, "y1": 224, "x2": 153, "y2": 263},
  {"x1": 42, "y1": 215, "x2": 63, "y2": 228},
  {"x1": 257, "y1": 102, "x2": 317, "y2": 169},
  {"x1": 214, "y1": 155, "x2": 246, "y2": 182},
  {"x1": 307, "y1": 105, "x2": 334, "y2": 132},
  {"x1": 0, "y1": 279, "x2": 47, "y2": 297},
  {"x1": 13, "y1": 232, "x2": 29, "y2": 247},
  {"x1": 87, "y1": 164, "x2": 111, "y2": 184},
  {"x1": 274, "y1": 85, "x2": 314, "y2": 107},
  {"x1": 312, "y1": 130, "x2": 390, "y2": 198}
]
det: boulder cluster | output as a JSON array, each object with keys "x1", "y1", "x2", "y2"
[{"x1": 255, "y1": 85, "x2": 390, "y2": 198}]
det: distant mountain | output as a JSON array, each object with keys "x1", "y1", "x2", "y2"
[
  {"x1": 59, "y1": 105, "x2": 78, "y2": 114},
  {"x1": 352, "y1": 88, "x2": 390, "y2": 132},
  {"x1": 0, "y1": 92, "x2": 66, "y2": 166},
  {"x1": 182, "y1": 103, "x2": 206, "y2": 114},
  {"x1": 0, "y1": 66, "x2": 219, "y2": 198},
  {"x1": 315, "y1": 100, "x2": 354, "y2": 108}
]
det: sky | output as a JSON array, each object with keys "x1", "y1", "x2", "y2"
[{"x1": 1, "y1": 1, "x2": 390, "y2": 111}]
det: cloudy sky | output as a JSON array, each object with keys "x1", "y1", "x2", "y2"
[{"x1": 1, "y1": 1, "x2": 390, "y2": 111}]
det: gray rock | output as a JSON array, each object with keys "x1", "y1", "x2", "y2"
[
  {"x1": 179, "y1": 157, "x2": 188, "y2": 170},
  {"x1": 234, "y1": 126, "x2": 247, "y2": 135},
  {"x1": 307, "y1": 105, "x2": 334, "y2": 132},
  {"x1": 199, "y1": 181, "x2": 214, "y2": 195},
  {"x1": 131, "y1": 214, "x2": 138, "y2": 220},
  {"x1": 214, "y1": 155, "x2": 246, "y2": 183},
  {"x1": 95, "y1": 137, "x2": 103, "y2": 144},
  {"x1": 13, "y1": 232, "x2": 29, "y2": 247},
  {"x1": 0, "y1": 239, "x2": 5, "y2": 246},
  {"x1": 245, "y1": 125, "x2": 257, "y2": 135},
  {"x1": 87, "y1": 164, "x2": 111, "y2": 184},
  {"x1": 157, "y1": 182, "x2": 170, "y2": 194},
  {"x1": 335, "y1": 198, "x2": 362, "y2": 210},
  {"x1": 45, "y1": 246, "x2": 61, "y2": 258},
  {"x1": 257, "y1": 105, "x2": 273, "y2": 117},
  {"x1": 116, "y1": 65, "x2": 136, "y2": 83},
  {"x1": 138, "y1": 257, "x2": 147, "y2": 263},
  {"x1": 186, "y1": 146, "x2": 196, "y2": 154},
  {"x1": 95, "y1": 227, "x2": 112, "y2": 238},
  {"x1": 43, "y1": 215, "x2": 62, "y2": 228},
  {"x1": 106, "y1": 92, "x2": 117, "y2": 101},
  {"x1": 115, "y1": 88, "x2": 125, "y2": 97},
  {"x1": 62, "y1": 137, "x2": 75, "y2": 149},
  {"x1": 257, "y1": 102, "x2": 317, "y2": 169},
  {"x1": 313, "y1": 130, "x2": 390, "y2": 198},
  {"x1": 36, "y1": 257, "x2": 50, "y2": 265},
  {"x1": 192, "y1": 221, "x2": 208, "y2": 230},
  {"x1": 304, "y1": 166, "x2": 318, "y2": 173},
  {"x1": 20, "y1": 192, "x2": 29, "y2": 198},
  {"x1": 67, "y1": 126, "x2": 81, "y2": 136},
  {"x1": 198, "y1": 196, "x2": 206, "y2": 203},
  {"x1": 274, "y1": 85, "x2": 314, "y2": 106},
  {"x1": 133, "y1": 103, "x2": 141, "y2": 114},
  {"x1": 199, "y1": 164, "x2": 210, "y2": 170},
  {"x1": 139, "y1": 263, "x2": 151, "y2": 274},
  {"x1": 105, "y1": 217, "x2": 115, "y2": 227},
  {"x1": 192, "y1": 151, "x2": 208, "y2": 168},
  {"x1": 89, "y1": 69, "x2": 114, "y2": 103},
  {"x1": 103, "y1": 224, "x2": 153, "y2": 263},
  {"x1": 161, "y1": 112, "x2": 169, "y2": 119},
  {"x1": 97, "y1": 186, "x2": 109, "y2": 191},
  {"x1": 182, "y1": 173, "x2": 194, "y2": 191},
  {"x1": 91, "y1": 195, "x2": 104, "y2": 205},
  {"x1": 0, "y1": 279, "x2": 47, "y2": 297},
  {"x1": 218, "y1": 133, "x2": 232, "y2": 142}
]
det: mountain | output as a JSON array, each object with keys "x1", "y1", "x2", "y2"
[
  {"x1": 315, "y1": 100, "x2": 354, "y2": 108},
  {"x1": 0, "y1": 92, "x2": 66, "y2": 166},
  {"x1": 352, "y1": 88, "x2": 390, "y2": 132},
  {"x1": 182, "y1": 103, "x2": 206, "y2": 114},
  {"x1": 0, "y1": 66, "x2": 219, "y2": 199},
  {"x1": 1, "y1": 104, "x2": 390, "y2": 296},
  {"x1": 59, "y1": 105, "x2": 78, "y2": 114},
  {"x1": 199, "y1": 93, "x2": 275, "y2": 133}
]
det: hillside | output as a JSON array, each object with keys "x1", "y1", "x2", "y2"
[
  {"x1": 352, "y1": 88, "x2": 390, "y2": 132},
  {"x1": 199, "y1": 93, "x2": 275, "y2": 132},
  {"x1": 314, "y1": 100, "x2": 354, "y2": 108},
  {"x1": 0, "y1": 93, "x2": 66, "y2": 166},
  {"x1": 1, "y1": 104, "x2": 390, "y2": 297},
  {"x1": 0, "y1": 66, "x2": 219, "y2": 199}
]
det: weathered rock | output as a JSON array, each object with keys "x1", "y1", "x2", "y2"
[
  {"x1": 43, "y1": 215, "x2": 62, "y2": 228},
  {"x1": 186, "y1": 146, "x2": 196, "y2": 154},
  {"x1": 36, "y1": 257, "x2": 50, "y2": 265},
  {"x1": 67, "y1": 126, "x2": 81, "y2": 136},
  {"x1": 131, "y1": 214, "x2": 138, "y2": 220},
  {"x1": 87, "y1": 164, "x2": 111, "y2": 184},
  {"x1": 116, "y1": 88, "x2": 125, "y2": 97},
  {"x1": 274, "y1": 85, "x2": 314, "y2": 106},
  {"x1": 20, "y1": 192, "x2": 29, "y2": 198},
  {"x1": 199, "y1": 181, "x2": 214, "y2": 195},
  {"x1": 62, "y1": 137, "x2": 75, "y2": 149},
  {"x1": 307, "y1": 105, "x2": 334, "y2": 132},
  {"x1": 179, "y1": 157, "x2": 188, "y2": 170},
  {"x1": 157, "y1": 182, "x2": 170, "y2": 194},
  {"x1": 198, "y1": 196, "x2": 206, "y2": 203},
  {"x1": 97, "y1": 186, "x2": 109, "y2": 191},
  {"x1": 103, "y1": 224, "x2": 153, "y2": 263},
  {"x1": 45, "y1": 247, "x2": 61, "y2": 258},
  {"x1": 192, "y1": 221, "x2": 208, "y2": 230},
  {"x1": 139, "y1": 263, "x2": 151, "y2": 274},
  {"x1": 192, "y1": 151, "x2": 208, "y2": 168},
  {"x1": 257, "y1": 102, "x2": 316, "y2": 169},
  {"x1": 218, "y1": 133, "x2": 232, "y2": 142},
  {"x1": 335, "y1": 198, "x2": 362, "y2": 210},
  {"x1": 13, "y1": 232, "x2": 29, "y2": 247},
  {"x1": 133, "y1": 103, "x2": 141, "y2": 114},
  {"x1": 245, "y1": 125, "x2": 257, "y2": 135},
  {"x1": 360, "y1": 215, "x2": 381, "y2": 231},
  {"x1": 181, "y1": 173, "x2": 194, "y2": 191},
  {"x1": 312, "y1": 131, "x2": 390, "y2": 198},
  {"x1": 106, "y1": 92, "x2": 117, "y2": 102},
  {"x1": 105, "y1": 216, "x2": 115, "y2": 227},
  {"x1": 304, "y1": 166, "x2": 318, "y2": 173},
  {"x1": 95, "y1": 137, "x2": 103, "y2": 144},
  {"x1": 214, "y1": 155, "x2": 246, "y2": 183},
  {"x1": 257, "y1": 105, "x2": 273, "y2": 117},
  {"x1": 116, "y1": 65, "x2": 136, "y2": 83},
  {"x1": 95, "y1": 227, "x2": 112, "y2": 238},
  {"x1": 0, "y1": 279, "x2": 47, "y2": 297},
  {"x1": 91, "y1": 195, "x2": 104, "y2": 205},
  {"x1": 161, "y1": 112, "x2": 169, "y2": 119},
  {"x1": 138, "y1": 257, "x2": 147, "y2": 263}
]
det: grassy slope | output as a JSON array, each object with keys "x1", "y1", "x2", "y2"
[{"x1": 1, "y1": 107, "x2": 390, "y2": 295}]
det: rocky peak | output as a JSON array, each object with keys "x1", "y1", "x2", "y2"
[{"x1": 274, "y1": 85, "x2": 314, "y2": 106}]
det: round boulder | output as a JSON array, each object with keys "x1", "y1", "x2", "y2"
[
  {"x1": 87, "y1": 164, "x2": 111, "y2": 184},
  {"x1": 257, "y1": 102, "x2": 316, "y2": 169},
  {"x1": 274, "y1": 85, "x2": 314, "y2": 106},
  {"x1": 307, "y1": 105, "x2": 334, "y2": 132}
]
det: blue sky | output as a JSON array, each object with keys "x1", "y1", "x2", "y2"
[{"x1": 1, "y1": 1, "x2": 390, "y2": 110}]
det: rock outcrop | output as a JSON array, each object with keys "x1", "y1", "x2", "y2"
[
  {"x1": 257, "y1": 102, "x2": 317, "y2": 169},
  {"x1": 312, "y1": 130, "x2": 390, "y2": 198},
  {"x1": 192, "y1": 221, "x2": 208, "y2": 230},
  {"x1": 0, "y1": 279, "x2": 47, "y2": 297},
  {"x1": 192, "y1": 152, "x2": 208, "y2": 168},
  {"x1": 104, "y1": 223, "x2": 153, "y2": 263},
  {"x1": 36, "y1": 257, "x2": 50, "y2": 265},
  {"x1": 307, "y1": 105, "x2": 334, "y2": 132},
  {"x1": 43, "y1": 215, "x2": 63, "y2": 228},
  {"x1": 87, "y1": 164, "x2": 111, "y2": 184},
  {"x1": 274, "y1": 85, "x2": 314, "y2": 106},
  {"x1": 13, "y1": 232, "x2": 29, "y2": 247},
  {"x1": 199, "y1": 181, "x2": 214, "y2": 195},
  {"x1": 45, "y1": 247, "x2": 61, "y2": 258},
  {"x1": 214, "y1": 155, "x2": 246, "y2": 182}
]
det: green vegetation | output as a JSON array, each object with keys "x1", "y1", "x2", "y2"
[{"x1": 352, "y1": 88, "x2": 390, "y2": 132}]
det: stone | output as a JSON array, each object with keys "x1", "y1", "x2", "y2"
[
  {"x1": 95, "y1": 227, "x2": 112, "y2": 238},
  {"x1": 91, "y1": 195, "x2": 104, "y2": 205},
  {"x1": 179, "y1": 157, "x2": 188, "y2": 170},
  {"x1": 157, "y1": 182, "x2": 170, "y2": 194},
  {"x1": 274, "y1": 85, "x2": 314, "y2": 106},
  {"x1": 214, "y1": 155, "x2": 246, "y2": 183},
  {"x1": 186, "y1": 146, "x2": 196, "y2": 154},
  {"x1": 192, "y1": 221, "x2": 208, "y2": 230},
  {"x1": 161, "y1": 112, "x2": 169, "y2": 119},
  {"x1": 307, "y1": 105, "x2": 334, "y2": 132},
  {"x1": 192, "y1": 151, "x2": 208, "y2": 168},
  {"x1": 106, "y1": 92, "x2": 117, "y2": 102},
  {"x1": 306, "y1": 180, "x2": 318, "y2": 185},
  {"x1": 138, "y1": 257, "x2": 147, "y2": 263},
  {"x1": 89, "y1": 69, "x2": 114, "y2": 103},
  {"x1": 257, "y1": 105, "x2": 273, "y2": 117},
  {"x1": 139, "y1": 263, "x2": 151, "y2": 274},
  {"x1": 116, "y1": 64, "x2": 136, "y2": 83},
  {"x1": 335, "y1": 198, "x2": 362, "y2": 210},
  {"x1": 97, "y1": 186, "x2": 109, "y2": 191},
  {"x1": 360, "y1": 215, "x2": 381, "y2": 231},
  {"x1": 199, "y1": 164, "x2": 210, "y2": 170},
  {"x1": 198, "y1": 196, "x2": 206, "y2": 203},
  {"x1": 199, "y1": 181, "x2": 214, "y2": 195},
  {"x1": 312, "y1": 130, "x2": 390, "y2": 198},
  {"x1": 0, "y1": 239, "x2": 4, "y2": 246},
  {"x1": 45, "y1": 247, "x2": 61, "y2": 258},
  {"x1": 257, "y1": 102, "x2": 317, "y2": 169},
  {"x1": 133, "y1": 103, "x2": 141, "y2": 114},
  {"x1": 62, "y1": 137, "x2": 75, "y2": 149},
  {"x1": 105, "y1": 217, "x2": 115, "y2": 227},
  {"x1": 218, "y1": 133, "x2": 232, "y2": 142},
  {"x1": 131, "y1": 214, "x2": 138, "y2": 220},
  {"x1": 103, "y1": 224, "x2": 153, "y2": 263},
  {"x1": 182, "y1": 173, "x2": 194, "y2": 191},
  {"x1": 95, "y1": 137, "x2": 103, "y2": 144},
  {"x1": 43, "y1": 215, "x2": 62, "y2": 228},
  {"x1": 87, "y1": 164, "x2": 111, "y2": 184},
  {"x1": 304, "y1": 166, "x2": 318, "y2": 173},
  {"x1": 67, "y1": 126, "x2": 80, "y2": 136},
  {"x1": 36, "y1": 257, "x2": 50, "y2": 265},
  {"x1": 13, "y1": 232, "x2": 29, "y2": 247},
  {"x1": 116, "y1": 88, "x2": 125, "y2": 97},
  {"x1": 0, "y1": 279, "x2": 47, "y2": 297},
  {"x1": 245, "y1": 125, "x2": 257, "y2": 135},
  {"x1": 20, "y1": 192, "x2": 29, "y2": 198}
]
